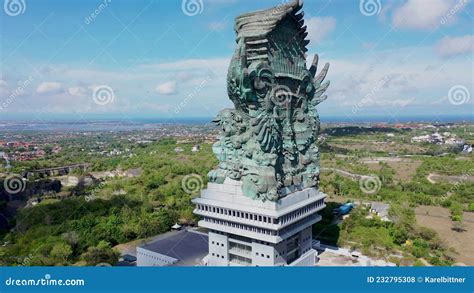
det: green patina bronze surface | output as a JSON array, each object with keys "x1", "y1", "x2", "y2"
[{"x1": 208, "y1": 0, "x2": 330, "y2": 201}]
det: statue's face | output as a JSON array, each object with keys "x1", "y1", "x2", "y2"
[{"x1": 217, "y1": 110, "x2": 238, "y2": 136}]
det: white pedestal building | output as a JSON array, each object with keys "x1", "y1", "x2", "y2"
[{"x1": 192, "y1": 178, "x2": 326, "y2": 266}]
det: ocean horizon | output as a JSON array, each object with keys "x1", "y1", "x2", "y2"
[{"x1": 0, "y1": 114, "x2": 472, "y2": 132}]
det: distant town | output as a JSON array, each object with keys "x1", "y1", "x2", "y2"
[
  {"x1": 0, "y1": 120, "x2": 473, "y2": 267},
  {"x1": 1, "y1": 121, "x2": 471, "y2": 168}
]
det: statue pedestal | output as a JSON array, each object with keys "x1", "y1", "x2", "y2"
[{"x1": 192, "y1": 178, "x2": 326, "y2": 266}]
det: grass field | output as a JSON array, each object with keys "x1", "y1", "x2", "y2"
[
  {"x1": 415, "y1": 205, "x2": 474, "y2": 265},
  {"x1": 365, "y1": 159, "x2": 422, "y2": 182}
]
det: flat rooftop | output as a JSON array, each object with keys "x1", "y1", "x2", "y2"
[
  {"x1": 140, "y1": 229, "x2": 208, "y2": 266},
  {"x1": 315, "y1": 249, "x2": 396, "y2": 266}
]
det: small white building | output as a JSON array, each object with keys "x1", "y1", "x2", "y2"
[
  {"x1": 445, "y1": 137, "x2": 464, "y2": 146},
  {"x1": 370, "y1": 202, "x2": 391, "y2": 222},
  {"x1": 411, "y1": 134, "x2": 430, "y2": 143},
  {"x1": 191, "y1": 145, "x2": 200, "y2": 152},
  {"x1": 462, "y1": 144, "x2": 472, "y2": 154}
]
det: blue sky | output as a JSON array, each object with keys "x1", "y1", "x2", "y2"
[{"x1": 0, "y1": 0, "x2": 473, "y2": 122}]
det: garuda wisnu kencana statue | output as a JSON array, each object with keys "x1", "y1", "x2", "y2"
[{"x1": 208, "y1": 0, "x2": 330, "y2": 201}]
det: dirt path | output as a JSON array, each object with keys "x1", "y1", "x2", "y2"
[
  {"x1": 360, "y1": 157, "x2": 409, "y2": 163},
  {"x1": 320, "y1": 167, "x2": 365, "y2": 180},
  {"x1": 427, "y1": 173, "x2": 474, "y2": 184}
]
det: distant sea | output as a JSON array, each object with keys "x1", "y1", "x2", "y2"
[
  {"x1": 320, "y1": 114, "x2": 474, "y2": 123},
  {"x1": 0, "y1": 114, "x2": 472, "y2": 132}
]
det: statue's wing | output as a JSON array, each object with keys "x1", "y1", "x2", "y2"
[
  {"x1": 234, "y1": 0, "x2": 307, "y2": 67},
  {"x1": 309, "y1": 54, "x2": 330, "y2": 106}
]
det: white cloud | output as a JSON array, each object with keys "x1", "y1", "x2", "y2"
[
  {"x1": 305, "y1": 17, "x2": 336, "y2": 45},
  {"x1": 436, "y1": 35, "x2": 474, "y2": 57},
  {"x1": 0, "y1": 80, "x2": 8, "y2": 95},
  {"x1": 208, "y1": 21, "x2": 226, "y2": 31},
  {"x1": 4, "y1": 50, "x2": 470, "y2": 117},
  {"x1": 319, "y1": 45, "x2": 473, "y2": 115},
  {"x1": 1, "y1": 58, "x2": 229, "y2": 116},
  {"x1": 155, "y1": 81, "x2": 177, "y2": 95},
  {"x1": 36, "y1": 82, "x2": 63, "y2": 94},
  {"x1": 391, "y1": 0, "x2": 466, "y2": 30},
  {"x1": 141, "y1": 58, "x2": 229, "y2": 72},
  {"x1": 68, "y1": 86, "x2": 88, "y2": 97}
]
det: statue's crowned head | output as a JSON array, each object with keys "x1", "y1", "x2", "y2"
[{"x1": 209, "y1": 0, "x2": 330, "y2": 201}]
